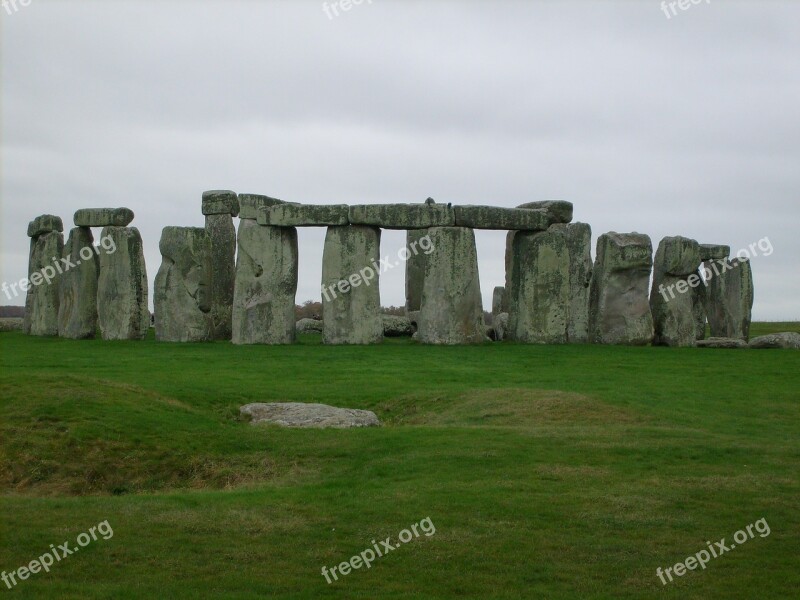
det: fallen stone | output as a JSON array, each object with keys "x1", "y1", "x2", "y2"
[
  {"x1": 517, "y1": 200, "x2": 573, "y2": 224},
  {"x1": 748, "y1": 332, "x2": 800, "y2": 349},
  {"x1": 154, "y1": 227, "x2": 213, "y2": 342},
  {"x1": 321, "y1": 225, "x2": 383, "y2": 345},
  {"x1": 27, "y1": 215, "x2": 63, "y2": 238},
  {"x1": 696, "y1": 337, "x2": 748, "y2": 349},
  {"x1": 383, "y1": 315, "x2": 415, "y2": 337},
  {"x1": 453, "y1": 205, "x2": 549, "y2": 230},
  {"x1": 650, "y1": 236, "x2": 701, "y2": 347},
  {"x1": 699, "y1": 244, "x2": 730, "y2": 261},
  {"x1": 238, "y1": 193, "x2": 286, "y2": 220},
  {"x1": 97, "y1": 227, "x2": 150, "y2": 341},
  {"x1": 23, "y1": 230, "x2": 63, "y2": 336},
  {"x1": 349, "y1": 203, "x2": 455, "y2": 229},
  {"x1": 202, "y1": 190, "x2": 239, "y2": 217},
  {"x1": 705, "y1": 257, "x2": 754, "y2": 341},
  {"x1": 418, "y1": 227, "x2": 485, "y2": 344},
  {"x1": 58, "y1": 227, "x2": 99, "y2": 339},
  {"x1": 241, "y1": 402, "x2": 380, "y2": 429},
  {"x1": 206, "y1": 212, "x2": 236, "y2": 340},
  {"x1": 296, "y1": 318, "x2": 323, "y2": 334},
  {"x1": 258, "y1": 203, "x2": 349, "y2": 227},
  {"x1": 589, "y1": 232, "x2": 654, "y2": 345},
  {"x1": 232, "y1": 220, "x2": 298, "y2": 344},
  {"x1": 73, "y1": 208, "x2": 134, "y2": 228}
]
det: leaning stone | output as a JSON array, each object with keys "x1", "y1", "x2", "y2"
[
  {"x1": 705, "y1": 257, "x2": 754, "y2": 341},
  {"x1": 27, "y1": 215, "x2": 63, "y2": 238},
  {"x1": 550, "y1": 222, "x2": 593, "y2": 343},
  {"x1": 383, "y1": 315, "x2": 415, "y2": 337},
  {"x1": 517, "y1": 200, "x2": 573, "y2": 224},
  {"x1": 238, "y1": 193, "x2": 286, "y2": 220},
  {"x1": 321, "y1": 225, "x2": 383, "y2": 345},
  {"x1": 453, "y1": 205, "x2": 549, "y2": 230},
  {"x1": 404, "y1": 229, "x2": 431, "y2": 316},
  {"x1": 650, "y1": 236, "x2": 701, "y2": 347},
  {"x1": 23, "y1": 230, "x2": 63, "y2": 336},
  {"x1": 73, "y1": 208, "x2": 134, "y2": 228},
  {"x1": 232, "y1": 220, "x2": 298, "y2": 344},
  {"x1": 206, "y1": 213, "x2": 236, "y2": 340},
  {"x1": 748, "y1": 332, "x2": 800, "y2": 349},
  {"x1": 699, "y1": 244, "x2": 730, "y2": 261},
  {"x1": 492, "y1": 286, "x2": 506, "y2": 315},
  {"x1": 202, "y1": 190, "x2": 239, "y2": 217},
  {"x1": 154, "y1": 227, "x2": 213, "y2": 342},
  {"x1": 418, "y1": 227, "x2": 485, "y2": 344},
  {"x1": 696, "y1": 337, "x2": 748, "y2": 349},
  {"x1": 258, "y1": 203, "x2": 349, "y2": 227},
  {"x1": 296, "y1": 318, "x2": 323, "y2": 334},
  {"x1": 349, "y1": 203, "x2": 455, "y2": 229},
  {"x1": 507, "y1": 228, "x2": 570, "y2": 344},
  {"x1": 97, "y1": 227, "x2": 149, "y2": 340},
  {"x1": 58, "y1": 227, "x2": 99, "y2": 339},
  {"x1": 241, "y1": 402, "x2": 380, "y2": 429},
  {"x1": 589, "y1": 232, "x2": 654, "y2": 345}
]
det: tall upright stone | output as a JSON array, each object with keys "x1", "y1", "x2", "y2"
[
  {"x1": 404, "y1": 228, "x2": 430, "y2": 325},
  {"x1": 507, "y1": 228, "x2": 570, "y2": 344},
  {"x1": 322, "y1": 225, "x2": 383, "y2": 345},
  {"x1": 24, "y1": 215, "x2": 64, "y2": 337},
  {"x1": 650, "y1": 236, "x2": 701, "y2": 347},
  {"x1": 202, "y1": 191, "x2": 239, "y2": 340},
  {"x1": 705, "y1": 257, "x2": 754, "y2": 341},
  {"x1": 58, "y1": 227, "x2": 99, "y2": 339},
  {"x1": 550, "y1": 222, "x2": 592, "y2": 343},
  {"x1": 154, "y1": 227, "x2": 213, "y2": 342},
  {"x1": 492, "y1": 286, "x2": 506, "y2": 316},
  {"x1": 232, "y1": 220, "x2": 298, "y2": 345},
  {"x1": 695, "y1": 244, "x2": 731, "y2": 341},
  {"x1": 418, "y1": 227, "x2": 485, "y2": 344},
  {"x1": 97, "y1": 227, "x2": 149, "y2": 341},
  {"x1": 589, "y1": 232, "x2": 654, "y2": 345}
]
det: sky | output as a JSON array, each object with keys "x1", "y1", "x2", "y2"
[{"x1": 2, "y1": 0, "x2": 798, "y2": 319}]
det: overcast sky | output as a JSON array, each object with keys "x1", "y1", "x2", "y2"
[{"x1": 2, "y1": 0, "x2": 798, "y2": 319}]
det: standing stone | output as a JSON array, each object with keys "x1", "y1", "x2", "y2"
[
  {"x1": 418, "y1": 227, "x2": 485, "y2": 344},
  {"x1": 691, "y1": 278, "x2": 707, "y2": 340},
  {"x1": 507, "y1": 228, "x2": 570, "y2": 344},
  {"x1": 650, "y1": 236, "x2": 701, "y2": 347},
  {"x1": 321, "y1": 225, "x2": 383, "y2": 345},
  {"x1": 492, "y1": 286, "x2": 507, "y2": 316},
  {"x1": 589, "y1": 232, "x2": 654, "y2": 345},
  {"x1": 154, "y1": 227, "x2": 213, "y2": 342},
  {"x1": 232, "y1": 220, "x2": 298, "y2": 345},
  {"x1": 404, "y1": 228, "x2": 430, "y2": 326},
  {"x1": 203, "y1": 191, "x2": 239, "y2": 340},
  {"x1": 550, "y1": 222, "x2": 593, "y2": 343},
  {"x1": 58, "y1": 227, "x2": 99, "y2": 339},
  {"x1": 705, "y1": 257, "x2": 754, "y2": 341},
  {"x1": 97, "y1": 227, "x2": 149, "y2": 341},
  {"x1": 24, "y1": 228, "x2": 64, "y2": 337}
]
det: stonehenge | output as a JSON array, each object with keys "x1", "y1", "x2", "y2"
[{"x1": 21, "y1": 194, "x2": 760, "y2": 349}]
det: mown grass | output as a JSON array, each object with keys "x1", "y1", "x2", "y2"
[{"x1": 0, "y1": 323, "x2": 798, "y2": 599}]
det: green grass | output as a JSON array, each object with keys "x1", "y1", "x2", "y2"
[{"x1": 1, "y1": 323, "x2": 799, "y2": 599}]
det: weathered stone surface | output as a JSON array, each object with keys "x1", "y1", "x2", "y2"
[
  {"x1": 202, "y1": 190, "x2": 239, "y2": 217},
  {"x1": 58, "y1": 227, "x2": 99, "y2": 339},
  {"x1": 696, "y1": 337, "x2": 748, "y2": 349},
  {"x1": 517, "y1": 200, "x2": 573, "y2": 224},
  {"x1": 23, "y1": 231, "x2": 63, "y2": 336},
  {"x1": 493, "y1": 312, "x2": 509, "y2": 341},
  {"x1": 349, "y1": 203, "x2": 455, "y2": 229},
  {"x1": 404, "y1": 229, "x2": 430, "y2": 316},
  {"x1": 232, "y1": 220, "x2": 298, "y2": 344},
  {"x1": 650, "y1": 236, "x2": 701, "y2": 347},
  {"x1": 258, "y1": 203, "x2": 349, "y2": 227},
  {"x1": 73, "y1": 208, "x2": 134, "y2": 228},
  {"x1": 418, "y1": 227, "x2": 485, "y2": 344},
  {"x1": 241, "y1": 402, "x2": 380, "y2": 429},
  {"x1": 589, "y1": 232, "x2": 654, "y2": 345},
  {"x1": 97, "y1": 227, "x2": 149, "y2": 340},
  {"x1": 0, "y1": 318, "x2": 23, "y2": 332},
  {"x1": 238, "y1": 193, "x2": 286, "y2": 220},
  {"x1": 691, "y1": 274, "x2": 707, "y2": 340},
  {"x1": 453, "y1": 205, "x2": 549, "y2": 230},
  {"x1": 383, "y1": 315, "x2": 414, "y2": 337},
  {"x1": 507, "y1": 229, "x2": 570, "y2": 344},
  {"x1": 206, "y1": 213, "x2": 236, "y2": 340},
  {"x1": 154, "y1": 227, "x2": 213, "y2": 342},
  {"x1": 699, "y1": 244, "x2": 730, "y2": 261},
  {"x1": 749, "y1": 332, "x2": 800, "y2": 349},
  {"x1": 296, "y1": 318, "x2": 323, "y2": 334},
  {"x1": 550, "y1": 222, "x2": 593, "y2": 343},
  {"x1": 705, "y1": 257, "x2": 754, "y2": 341},
  {"x1": 321, "y1": 225, "x2": 383, "y2": 345},
  {"x1": 492, "y1": 286, "x2": 506, "y2": 315},
  {"x1": 27, "y1": 215, "x2": 63, "y2": 238}
]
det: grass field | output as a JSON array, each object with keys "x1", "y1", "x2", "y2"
[{"x1": 1, "y1": 323, "x2": 799, "y2": 599}]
